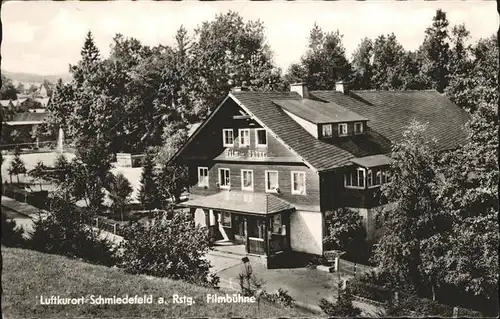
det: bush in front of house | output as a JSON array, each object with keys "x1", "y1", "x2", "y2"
[
  {"x1": 119, "y1": 208, "x2": 218, "y2": 287},
  {"x1": 1, "y1": 213, "x2": 25, "y2": 247},
  {"x1": 28, "y1": 197, "x2": 118, "y2": 267},
  {"x1": 319, "y1": 283, "x2": 362, "y2": 317}
]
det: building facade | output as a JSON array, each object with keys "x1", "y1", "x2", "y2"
[{"x1": 170, "y1": 83, "x2": 470, "y2": 267}]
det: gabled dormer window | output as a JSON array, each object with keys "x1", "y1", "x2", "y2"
[
  {"x1": 338, "y1": 123, "x2": 348, "y2": 137},
  {"x1": 322, "y1": 124, "x2": 333, "y2": 137},
  {"x1": 222, "y1": 129, "x2": 234, "y2": 147},
  {"x1": 354, "y1": 122, "x2": 364, "y2": 135}
]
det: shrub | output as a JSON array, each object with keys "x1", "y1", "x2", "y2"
[
  {"x1": 349, "y1": 280, "x2": 391, "y2": 302},
  {"x1": 28, "y1": 197, "x2": 118, "y2": 266},
  {"x1": 238, "y1": 258, "x2": 265, "y2": 297},
  {"x1": 119, "y1": 208, "x2": 217, "y2": 287},
  {"x1": 8, "y1": 149, "x2": 27, "y2": 183},
  {"x1": 319, "y1": 283, "x2": 362, "y2": 317},
  {"x1": 263, "y1": 288, "x2": 295, "y2": 308},
  {"x1": 1, "y1": 213, "x2": 25, "y2": 247}
]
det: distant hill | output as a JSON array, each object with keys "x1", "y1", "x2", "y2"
[{"x1": 2, "y1": 70, "x2": 72, "y2": 84}]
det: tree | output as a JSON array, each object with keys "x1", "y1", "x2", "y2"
[
  {"x1": 434, "y1": 101, "x2": 498, "y2": 301},
  {"x1": 27, "y1": 84, "x2": 39, "y2": 95},
  {"x1": 371, "y1": 33, "x2": 408, "y2": 90},
  {"x1": 191, "y1": 11, "x2": 284, "y2": 116},
  {"x1": 292, "y1": 24, "x2": 352, "y2": 90},
  {"x1": 107, "y1": 172, "x2": 133, "y2": 221},
  {"x1": 29, "y1": 161, "x2": 47, "y2": 190},
  {"x1": 445, "y1": 34, "x2": 498, "y2": 112},
  {"x1": 156, "y1": 121, "x2": 189, "y2": 166},
  {"x1": 323, "y1": 208, "x2": 368, "y2": 263},
  {"x1": 69, "y1": 137, "x2": 113, "y2": 215},
  {"x1": 0, "y1": 74, "x2": 18, "y2": 100},
  {"x1": 9, "y1": 149, "x2": 27, "y2": 183},
  {"x1": 45, "y1": 78, "x2": 75, "y2": 138},
  {"x1": 319, "y1": 283, "x2": 362, "y2": 317},
  {"x1": 51, "y1": 154, "x2": 70, "y2": 185},
  {"x1": 138, "y1": 152, "x2": 160, "y2": 211},
  {"x1": 351, "y1": 37, "x2": 373, "y2": 90},
  {"x1": 119, "y1": 209, "x2": 218, "y2": 287},
  {"x1": 373, "y1": 121, "x2": 447, "y2": 297},
  {"x1": 157, "y1": 163, "x2": 189, "y2": 204},
  {"x1": 16, "y1": 82, "x2": 25, "y2": 95},
  {"x1": 418, "y1": 9, "x2": 450, "y2": 92}
]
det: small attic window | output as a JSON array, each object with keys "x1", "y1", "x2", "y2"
[
  {"x1": 354, "y1": 122, "x2": 364, "y2": 135},
  {"x1": 322, "y1": 124, "x2": 332, "y2": 137},
  {"x1": 338, "y1": 123, "x2": 348, "y2": 137}
]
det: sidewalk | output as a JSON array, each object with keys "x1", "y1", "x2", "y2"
[{"x1": 209, "y1": 250, "x2": 382, "y2": 316}]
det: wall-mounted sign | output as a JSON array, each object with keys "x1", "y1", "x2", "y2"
[{"x1": 225, "y1": 149, "x2": 267, "y2": 159}]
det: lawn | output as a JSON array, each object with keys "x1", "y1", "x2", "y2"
[{"x1": 1, "y1": 247, "x2": 301, "y2": 318}]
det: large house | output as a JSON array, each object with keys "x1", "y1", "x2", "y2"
[{"x1": 170, "y1": 82, "x2": 470, "y2": 267}]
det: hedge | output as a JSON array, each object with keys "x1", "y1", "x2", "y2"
[{"x1": 349, "y1": 277, "x2": 483, "y2": 317}]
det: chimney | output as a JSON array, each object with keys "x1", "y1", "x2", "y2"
[
  {"x1": 290, "y1": 82, "x2": 309, "y2": 98},
  {"x1": 335, "y1": 81, "x2": 348, "y2": 94},
  {"x1": 231, "y1": 86, "x2": 249, "y2": 92}
]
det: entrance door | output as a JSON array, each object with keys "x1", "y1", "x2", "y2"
[
  {"x1": 247, "y1": 217, "x2": 266, "y2": 254},
  {"x1": 233, "y1": 214, "x2": 246, "y2": 244}
]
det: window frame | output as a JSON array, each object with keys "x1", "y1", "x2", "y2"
[
  {"x1": 218, "y1": 168, "x2": 231, "y2": 189},
  {"x1": 222, "y1": 129, "x2": 234, "y2": 147},
  {"x1": 354, "y1": 122, "x2": 364, "y2": 135},
  {"x1": 338, "y1": 123, "x2": 348, "y2": 137},
  {"x1": 367, "y1": 169, "x2": 373, "y2": 188},
  {"x1": 265, "y1": 170, "x2": 279, "y2": 193},
  {"x1": 220, "y1": 212, "x2": 231, "y2": 228},
  {"x1": 255, "y1": 128, "x2": 268, "y2": 147},
  {"x1": 375, "y1": 170, "x2": 382, "y2": 186},
  {"x1": 291, "y1": 171, "x2": 306, "y2": 195},
  {"x1": 241, "y1": 169, "x2": 254, "y2": 191},
  {"x1": 238, "y1": 128, "x2": 251, "y2": 147},
  {"x1": 344, "y1": 167, "x2": 366, "y2": 189},
  {"x1": 197, "y1": 167, "x2": 209, "y2": 187},
  {"x1": 322, "y1": 124, "x2": 333, "y2": 137}
]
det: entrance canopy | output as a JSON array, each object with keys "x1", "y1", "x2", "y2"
[{"x1": 182, "y1": 191, "x2": 295, "y2": 216}]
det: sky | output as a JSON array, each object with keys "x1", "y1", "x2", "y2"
[{"x1": 1, "y1": 1, "x2": 498, "y2": 76}]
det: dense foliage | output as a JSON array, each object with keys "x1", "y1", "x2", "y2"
[
  {"x1": 29, "y1": 196, "x2": 117, "y2": 266},
  {"x1": 138, "y1": 151, "x2": 161, "y2": 210},
  {"x1": 107, "y1": 172, "x2": 133, "y2": 219},
  {"x1": 118, "y1": 210, "x2": 217, "y2": 287},
  {"x1": 323, "y1": 208, "x2": 369, "y2": 263},
  {"x1": 319, "y1": 283, "x2": 362, "y2": 317}
]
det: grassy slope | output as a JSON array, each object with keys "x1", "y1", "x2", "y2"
[{"x1": 1, "y1": 247, "x2": 300, "y2": 318}]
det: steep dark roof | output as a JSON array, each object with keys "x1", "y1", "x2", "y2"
[
  {"x1": 272, "y1": 99, "x2": 367, "y2": 124},
  {"x1": 311, "y1": 90, "x2": 470, "y2": 151},
  {"x1": 231, "y1": 91, "x2": 374, "y2": 170}
]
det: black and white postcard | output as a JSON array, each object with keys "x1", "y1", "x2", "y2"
[{"x1": 1, "y1": 1, "x2": 498, "y2": 318}]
